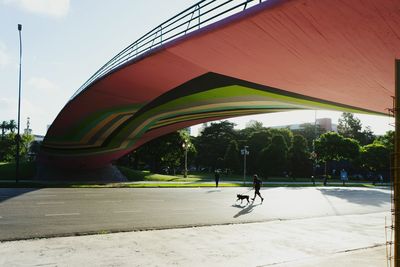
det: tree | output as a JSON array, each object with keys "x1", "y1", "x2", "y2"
[
  {"x1": 223, "y1": 140, "x2": 240, "y2": 173},
  {"x1": 337, "y1": 112, "x2": 375, "y2": 145},
  {"x1": 268, "y1": 128, "x2": 293, "y2": 149},
  {"x1": 292, "y1": 123, "x2": 325, "y2": 151},
  {"x1": 259, "y1": 135, "x2": 288, "y2": 177},
  {"x1": 359, "y1": 126, "x2": 375, "y2": 146},
  {"x1": 341, "y1": 137, "x2": 360, "y2": 160},
  {"x1": 315, "y1": 132, "x2": 360, "y2": 162},
  {"x1": 131, "y1": 130, "x2": 194, "y2": 173},
  {"x1": 242, "y1": 120, "x2": 264, "y2": 135},
  {"x1": 0, "y1": 121, "x2": 7, "y2": 140},
  {"x1": 0, "y1": 131, "x2": 34, "y2": 162},
  {"x1": 21, "y1": 133, "x2": 34, "y2": 158},
  {"x1": 8, "y1": 120, "x2": 17, "y2": 134},
  {"x1": 29, "y1": 140, "x2": 41, "y2": 158},
  {"x1": 195, "y1": 121, "x2": 237, "y2": 170},
  {"x1": 236, "y1": 120, "x2": 266, "y2": 143},
  {"x1": 0, "y1": 133, "x2": 15, "y2": 162},
  {"x1": 337, "y1": 113, "x2": 362, "y2": 139},
  {"x1": 314, "y1": 132, "x2": 360, "y2": 180},
  {"x1": 289, "y1": 135, "x2": 312, "y2": 177},
  {"x1": 246, "y1": 129, "x2": 272, "y2": 174},
  {"x1": 375, "y1": 130, "x2": 394, "y2": 152},
  {"x1": 360, "y1": 143, "x2": 390, "y2": 175}
]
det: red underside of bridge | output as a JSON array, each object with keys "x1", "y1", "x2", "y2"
[{"x1": 44, "y1": 0, "x2": 400, "y2": 168}]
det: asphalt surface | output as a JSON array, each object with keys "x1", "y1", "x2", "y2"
[{"x1": 0, "y1": 187, "x2": 391, "y2": 241}]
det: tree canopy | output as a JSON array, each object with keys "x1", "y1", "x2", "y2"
[
  {"x1": 259, "y1": 134, "x2": 288, "y2": 177},
  {"x1": 195, "y1": 121, "x2": 237, "y2": 170},
  {"x1": 360, "y1": 143, "x2": 390, "y2": 173},
  {"x1": 121, "y1": 116, "x2": 390, "y2": 180},
  {"x1": 289, "y1": 135, "x2": 312, "y2": 177},
  {"x1": 0, "y1": 119, "x2": 34, "y2": 163},
  {"x1": 223, "y1": 140, "x2": 240, "y2": 173},
  {"x1": 314, "y1": 132, "x2": 360, "y2": 163},
  {"x1": 337, "y1": 112, "x2": 375, "y2": 145}
]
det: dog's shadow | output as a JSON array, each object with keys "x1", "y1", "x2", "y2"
[{"x1": 232, "y1": 202, "x2": 261, "y2": 218}]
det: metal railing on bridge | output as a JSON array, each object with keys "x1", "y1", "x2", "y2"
[{"x1": 70, "y1": 0, "x2": 266, "y2": 100}]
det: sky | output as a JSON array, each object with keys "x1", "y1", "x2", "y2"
[{"x1": 0, "y1": 0, "x2": 394, "y2": 136}]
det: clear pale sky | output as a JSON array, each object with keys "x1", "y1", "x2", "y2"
[{"x1": 0, "y1": 0, "x2": 394, "y2": 136}]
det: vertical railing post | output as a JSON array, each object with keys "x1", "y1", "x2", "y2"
[
  {"x1": 160, "y1": 26, "x2": 163, "y2": 45},
  {"x1": 395, "y1": 59, "x2": 400, "y2": 266},
  {"x1": 198, "y1": 4, "x2": 201, "y2": 29}
]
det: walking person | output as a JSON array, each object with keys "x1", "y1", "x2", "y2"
[
  {"x1": 214, "y1": 170, "x2": 220, "y2": 187},
  {"x1": 251, "y1": 174, "x2": 264, "y2": 203},
  {"x1": 340, "y1": 169, "x2": 348, "y2": 186}
]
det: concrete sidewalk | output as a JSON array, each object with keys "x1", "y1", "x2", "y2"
[{"x1": 0, "y1": 212, "x2": 391, "y2": 267}]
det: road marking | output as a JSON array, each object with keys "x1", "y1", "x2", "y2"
[
  {"x1": 33, "y1": 194, "x2": 57, "y2": 197},
  {"x1": 36, "y1": 202, "x2": 65, "y2": 205},
  {"x1": 0, "y1": 216, "x2": 2, "y2": 219},
  {"x1": 172, "y1": 208, "x2": 195, "y2": 211},
  {"x1": 98, "y1": 200, "x2": 122, "y2": 203},
  {"x1": 84, "y1": 194, "x2": 104, "y2": 196},
  {"x1": 143, "y1": 199, "x2": 165, "y2": 202},
  {"x1": 45, "y1": 213, "x2": 80, "y2": 217},
  {"x1": 114, "y1": 210, "x2": 142, "y2": 213}
]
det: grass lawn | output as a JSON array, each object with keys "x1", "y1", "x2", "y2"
[
  {"x1": 0, "y1": 181, "x2": 383, "y2": 188},
  {"x1": 118, "y1": 166, "x2": 216, "y2": 182},
  {"x1": 0, "y1": 161, "x2": 36, "y2": 180},
  {"x1": 116, "y1": 166, "x2": 382, "y2": 186}
]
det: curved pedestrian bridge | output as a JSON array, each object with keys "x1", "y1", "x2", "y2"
[{"x1": 40, "y1": 0, "x2": 400, "y2": 169}]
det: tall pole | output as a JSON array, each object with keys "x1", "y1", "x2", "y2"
[
  {"x1": 242, "y1": 146, "x2": 248, "y2": 185},
  {"x1": 312, "y1": 110, "x2": 317, "y2": 183},
  {"x1": 244, "y1": 148, "x2": 246, "y2": 184},
  {"x1": 16, "y1": 24, "x2": 22, "y2": 183},
  {"x1": 183, "y1": 142, "x2": 189, "y2": 178},
  {"x1": 184, "y1": 145, "x2": 188, "y2": 178},
  {"x1": 394, "y1": 59, "x2": 400, "y2": 266}
]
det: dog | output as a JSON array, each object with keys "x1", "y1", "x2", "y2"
[{"x1": 236, "y1": 194, "x2": 250, "y2": 204}]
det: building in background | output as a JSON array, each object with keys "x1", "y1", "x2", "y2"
[
  {"x1": 33, "y1": 135, "x2": 44, "y2": 142},
  {"x1": 315, "y1": 118, "x2": 337, "y2": 132},
  {"x1": 270, "y1": 118, "x2": 337, "y2": 132}
]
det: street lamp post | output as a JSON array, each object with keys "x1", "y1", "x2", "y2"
[
  {"x1": 310, "y1": 150, "x2": 317, "y2": 186},
  {"x1": 182, "y1": 142, "x2": 190, "y2": 178},
  {"x1": 16, "y1": 24, "x2": 22, "y2": 183},
  {"x1": 241, "y1": 146, "x2": 249, "y2": 185}
]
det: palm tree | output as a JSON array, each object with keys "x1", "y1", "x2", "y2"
[
  {"x1": 8, "y1": 120, "x2": 17, "y2": 133},
  {"x1": 0, "y1": 121, "x2": 7, "y2": 139}
]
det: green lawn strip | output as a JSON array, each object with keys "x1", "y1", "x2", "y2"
[
  {"x1": 0, "y1": 161, "x2": 36, "y2": 180},
  {"x1": 117, "y1": 166, "x2": 213, "y2": 182},
  {"x1": 117, "y1": 167, "x2": 377, "y2": 184},
  {"x1": 0, "y1": 181, "x2": 387, "y2": 188},
  {"x1": 112, "y1": 183, "x2": 377, "y2": 188}
]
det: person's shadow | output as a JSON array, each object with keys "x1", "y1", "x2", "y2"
[
  {"x1": 232, "y1": 201, "x2": 261, "y2": 218},
  {"x1": 205, "y1": 189, "x2": 221, "y2": 193}
]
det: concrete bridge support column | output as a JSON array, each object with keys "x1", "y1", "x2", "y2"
[{"x1": 394, "y1": 59, "x2": 400, "y2": 266}]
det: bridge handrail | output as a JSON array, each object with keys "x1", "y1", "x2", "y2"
[{"x1": 70, "y1": 0, "x2": 265, "y2": 100}]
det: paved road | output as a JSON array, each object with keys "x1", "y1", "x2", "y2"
[{"x1": 0, "y1": 187, "x2": 391, "y2": 241}]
